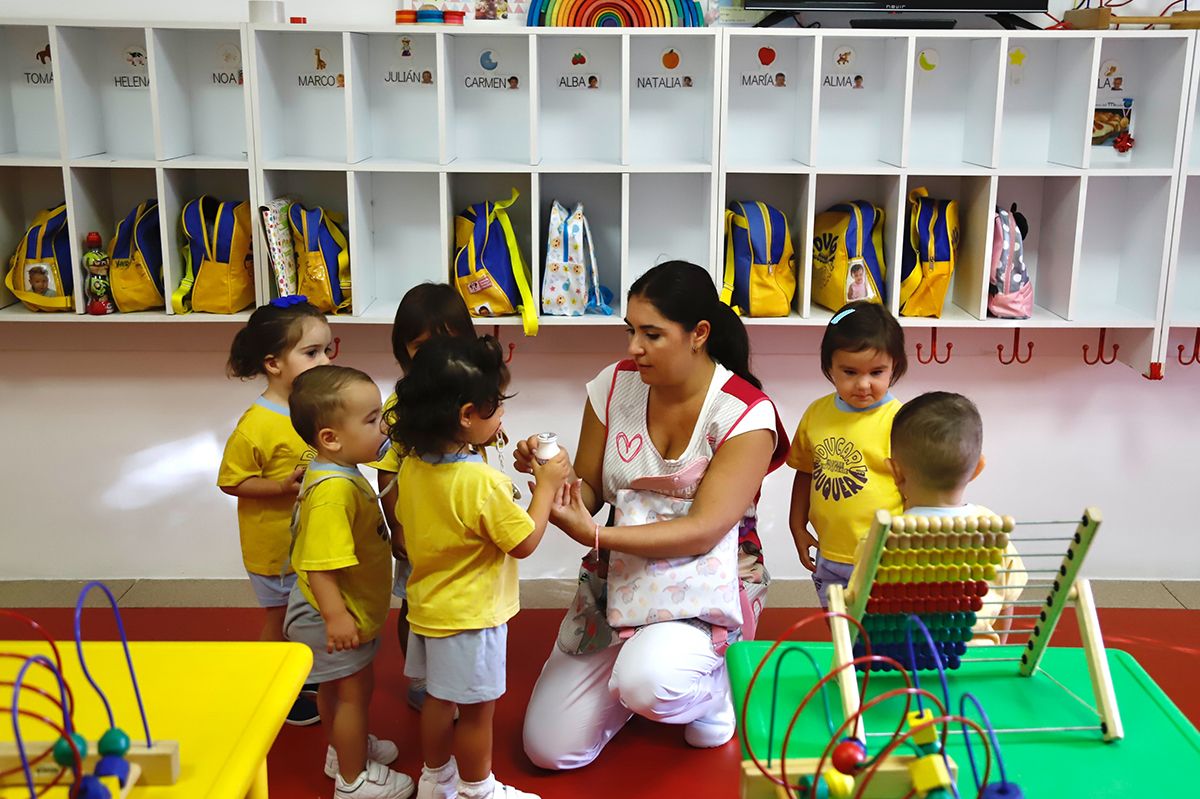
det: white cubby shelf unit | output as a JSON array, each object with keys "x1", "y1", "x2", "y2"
[
  {"x1": 721, "y1": 28, "x2": 1195, "y2": 376},
  {"x1": 1164, "y1": 38, "x2": 1200, "y2": 374},
  {"x1": 246, "y1": 24, "x2": 721, "y2": 326},
  {"x1": 0, "y1": 20, "x2": 255, "y2": 322}
]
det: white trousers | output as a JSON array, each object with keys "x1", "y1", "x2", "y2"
[{"x1": 522, "y1": 620, "x2": 730, "y2": 770}]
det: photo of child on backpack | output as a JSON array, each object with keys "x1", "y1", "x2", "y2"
[
  {"x1": 845, "y1": 262, "x2": 872, "y2": 301},
  {"x1": 26, "y1": 264, "x2": 55, "y2": 297}
]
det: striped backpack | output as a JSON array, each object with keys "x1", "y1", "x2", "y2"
[
  {"x1": 721, "y1": 201, "x2": 797, "y2": 317},
  {"x1": 899, "y1": 187, "x2": 959, "y2": 318},
  {"x1": 108, "y1": 200, "x2": 164, "y2": 312},
  {"x1": 811, "y1": 201, "x2": 887, "y2": 312},
  {"x1": 4, "y1": 204, "x2": 73, "y2": 312}
]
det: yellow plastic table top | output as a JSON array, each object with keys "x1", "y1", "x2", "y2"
[{"x1": 1, "y1": 640, "x2": 312, "y2": 799}]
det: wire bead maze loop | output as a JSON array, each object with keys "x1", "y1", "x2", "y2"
[{"x1": 74, "y1": 581, "x2": 153, "y2": 747}]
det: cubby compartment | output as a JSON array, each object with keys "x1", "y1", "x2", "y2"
[
  {"x1": 347, "y1": 171, "x2": 448, "y2": 322},
  {"x1": 897, "y1": 174, "x2": 995, "y2": 324},
  {"x1": 150, "y1": 27, "x2": 250, "y2": 164},
  {"x1": 809, "y1": 172, "x2": 905, "y2": 318},
  {"x1": 444, "y1": 33, "x2": 532, "y2": 167},
  {"x1": 0, "y1": 166, "x2": 69, "y2": 312},
  {"x1": 722, "y1": 172, "x2": 811, "y2": 319},
  {"x1": 1076, "y1": 175, "x2": 1172, "y2": 324},
  {"x1": 260, "y1": 168, "x2": 350, "y2": 306},
  {"x1": 724, "y1": 34, "x2": 817, "y2": 170},
  {"x1": 907, "y1": 37, "x2": 1003, "y2": 170},
  {"x1": 1169, "y1": 176, "x2": 1200, "y2": 326},
  {"x1": 999, "y1": 36, "x2": 1097, "y2": 171},
  {"x1": 351, "y1": 32, "x2": 440, "y2": 167},
  {"x1": 158, "y1": 168, "x2": 254, "y2": 311},
  {"x1": 628, "y1": 34, "x2": 717, "y2": 168},
  {"x1": 0, "y1": 25, "x2": 59, "y2": 161},
  {"x1": 994, "y1": 176, "x2": 1083, "y2": 325},
  {"x1": 537, "y1": 34, "x2": 622, "y2": 168},
  {"x1": 252, "y1": 30, "x2": 347, "y2": 165},
  {"x1": 448, "y1": 171, "x2": 535, "y2": 316},
  {"x1": 815, "y1": 36, "x2": 909, "y2": 169},
  {"x1": 1089, "y1": 35, "x2": 1190, "y2": 171},
  {"x1": 536, "y1": 172, "x2": 622, "y2": 319},
  {"x1": 626, "y1": 172, "x2": 714, "y2": 294},
  {"x1": 66, "y1": 166, "x2": 160, "y2": 312},
  {"x1": 56, "y1": 26, "x2": 155, "y2": 162}
]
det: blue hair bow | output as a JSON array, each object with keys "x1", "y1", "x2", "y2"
[{"x1": 270, "y1": 295, "x2": 309, "y2": 309}]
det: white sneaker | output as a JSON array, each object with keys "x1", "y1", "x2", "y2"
[
  {"x1": 333, "y1": 760, "x2": 415, "y2": 799},
  {"x1": 458, "y1": 776, "x2": 540, "y2": 799},
  {"x1": 416, "y1": 758, "x2": 459, "y2": 799},
  {"x1": 684, "y1": 695, "x2": 736, "y2": 748},
  {"x1": 325, "y1": 734, "x2": 401, "y2": 778}
]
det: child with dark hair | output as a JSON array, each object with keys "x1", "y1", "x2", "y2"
[
  {"x1": 888, "y1": 391, "x2": 1026, "y2": 645},
  {"x1": 390, "y1": 335, "x2": 569, "y2": 799},
  {"x1": 218, "y1": 297, "x2": 332, "y2": 725},
  {"x1": 368, "y1": 282, "x2": 477, "y2": 711},
  {"x1": 286, "y1": 365, "x2": 414, "y2": 798},
  {"x1": 788, "y1": 302, "x2": 907, "y2": 607}
]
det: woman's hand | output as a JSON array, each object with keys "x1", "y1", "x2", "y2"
[{"x1": 551, "y1": 479, "x2": 599, "y2": 547}]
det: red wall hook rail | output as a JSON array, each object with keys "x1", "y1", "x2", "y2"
[
  {"x1": 329, "y1": 337, "x2": 341, "y2": 360},
  {"x1": 1082, "y1": 328, "x2": 1118, "y2": 366},
  {"x1": 492, "y1": 325, "x2": 516, "y2": 364},
  {"x1": 1179, "y1": 330, "x2": 1200, "y2": 366},
  {"x1": 997, "y1": 329, "x2": 1033, "y2": 365},
  {"x1": 915, "y1": 328, "x2": 952, "y2": 365}
]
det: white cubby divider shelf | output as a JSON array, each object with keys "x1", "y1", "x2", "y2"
[{"x1": 0, "y1": 21, "x2": 1197, "y2": 378}]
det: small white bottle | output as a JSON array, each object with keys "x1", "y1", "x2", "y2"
[{"x1": 534, "y1": 432, "x2": 559, "y2": 464}]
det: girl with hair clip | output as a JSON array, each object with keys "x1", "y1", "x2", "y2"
[{"x1": 514, "y1": 261, "x2": 790, "y2": 768}]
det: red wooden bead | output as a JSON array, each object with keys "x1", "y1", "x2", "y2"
[{"x1": 832, "y1": 738, "x2": 868, "y2": 775}]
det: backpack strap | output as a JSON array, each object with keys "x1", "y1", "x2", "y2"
[
  {"x1": 132, "y1": 201, "x2": 163, "y2": 293},
  {"x1": 493, "y1": 188, "x2": 538, "y2": 336},
  {"x1": 285, "y1": 470, "x2": 387, "y2": 578},
  {"x1": 321, "y1": 209, "x2": 351, "y2": 312},
  {"x1": 172, "y1": 197, "x2": 210, "y2": 314},
  {"x1": 581, "y1": 210, "x2": 612, "y2": 316},
  {"x1": 4, "y1": 205, "x2": 74, "y2": 311},
  {"x1": 720, "y1": 208, "x2": 741, "y2": 315}
]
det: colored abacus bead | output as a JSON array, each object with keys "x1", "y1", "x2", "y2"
[
  {"x1": 54, "y1": 732, "x2": 88, "y2": 767},
  {"x1": 823, "y1": 768, "x2": 856, "y2": 798},
  {"x1": 95, "y1": 754, "x2": 132, "y2": 786},
  {"x1": 981, "y1": 782, "x2": 1025, "y2": 799},
  {"x1": 831, "y1": 737, "x2": 868, "y2": 774},
  {"x1": 98, "y1": 727, "x2": 130, "y2": 757},
  {"x1": 76, "y1": 775, "x2": 112, "y2": 799}
]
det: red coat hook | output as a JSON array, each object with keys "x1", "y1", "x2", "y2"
[
  {"x1": 491, "y1": 325, "x2": 516, "y2": 364},
  {"x1": 1179, "y1": 330, "x2": 1200, "y2": 366},
  {"x1": 1082, "y1": 328, "x2": 1118, "y2": 366},
  {"x1": 328, "y1": 337, "x2": 341, "y2": 360},
  {"x1": 997, "y1": 329, "x2": 1033, "y2": 365},
  {"x1": 915, "y1": 328, "x2": 952, "y2": 365}
]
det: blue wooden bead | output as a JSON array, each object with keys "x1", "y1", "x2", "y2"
[
  {"x1": 76, "y1": 775, "x2": 112, "y2": 799},
  {"x1": 96, "y1": 754, "x2": 132, "y2": 786},
  {"x1": 981, "y1": 783, "x2": 1025, "y2": 799}
]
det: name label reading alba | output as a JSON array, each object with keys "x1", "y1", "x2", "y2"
[
  {"x1": 24, "y1": 72, "x2": 53, "y2": 85},
  {"x1": 114, "y1": 74, "x2": 149, "y2": 89}
]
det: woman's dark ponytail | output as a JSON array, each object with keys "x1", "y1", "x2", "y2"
[{"x1": 706, "y1": 299, "x2": 761, "y2": 389}]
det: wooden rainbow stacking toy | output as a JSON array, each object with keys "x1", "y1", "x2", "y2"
[{"x1": 526, "y1": 0, "x2": 706, "y2": 27}]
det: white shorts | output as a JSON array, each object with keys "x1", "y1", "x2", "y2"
[{"x1": 404, "y1": 625, "x2": 507, "y2": 704}]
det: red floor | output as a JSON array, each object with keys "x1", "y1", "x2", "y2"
[{"x1": 4, "y1": 606, "x2": 1198, "y2": 798}]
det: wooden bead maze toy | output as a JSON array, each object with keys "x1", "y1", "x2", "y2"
[{"x1": 0, "y1": 582, "x2": 180, "y2": 798}]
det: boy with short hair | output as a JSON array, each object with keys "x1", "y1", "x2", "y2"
[
  {"x1": 286, "y1": 365, "x2": 415, "y2": 799},
  {"x1": 887, "y1": 391, "x2": 1026, "y2": 645}
]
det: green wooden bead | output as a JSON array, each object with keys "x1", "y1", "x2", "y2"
[
  {"x1": 99, "y1": 727, "x2": 131, "y2": 756},
  {"x1": 53, "y1": 732, "x2": 87, "y2": 767}
]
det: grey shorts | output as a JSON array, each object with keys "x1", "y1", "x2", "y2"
[
  {"x1": 393, "y1": 557, "x2": 412, "y2": 600},
  {"x1": 404, "y1": 625, "x2": 507, "y2": 704},
  {"x1": 812, "y1": 555, "x2": 856, "y2": 609},
  {"x1": 283, "y1": 585, "x2": 379, "y2": 683},
  {"x1": 248, "y1": 571, "x2": 297, "y2": 608}
]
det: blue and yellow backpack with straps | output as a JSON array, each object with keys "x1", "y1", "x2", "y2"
[
  {"x1": 290, "y1": 203, "x2": 351, "y2": 315},
  {"x1": 454, "y1": 188, "x2": 537, "y2": 335},
  {"x1": 174, "y1": 196, "x2": 255, "y2": 315},
  {"x1": 4, "y1": 204, "x2": 73, "y2": 312},
  {"x1": 721, "y1": 201, "x2": 797, "y2": 317},
  {"x1": 108, "y1": 200, "x2": 164, "y2": 312},
  {"x1": 899, "y1": 187, "x2": 959, "y2": 318},
  {"x1": 811, "y1": 200, "x2": 888, "y2": 312}
]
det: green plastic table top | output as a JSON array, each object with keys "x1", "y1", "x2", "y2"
[{"x1": 727, "y1": 641, "x2": 1200, "y2": 796}]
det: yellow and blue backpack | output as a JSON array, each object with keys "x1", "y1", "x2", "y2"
[
  {"x1": 899, "y1": 187, "x2": 959, "y2": 318},
  {"x1": 174, "y1": 196, "x2": 256, "y2": 315},
  {"x1": 454, "y1": 187, "x2": 537, "y2": 335},
  {"x1": 108, "y1": 200, "x2": 164, "y2": 312},
  {"x1": 811, "y1": 201, "x2": 887, "y2": 313},
  {"x1": 3, "y1": 204, "x2": 74, "y2": 312},
  {"x1": 289, "y1": 202, "x2": 350, "y2": 315},
  {"x1": 721, "y1": 201, "x2": 797, "y2": 317}
]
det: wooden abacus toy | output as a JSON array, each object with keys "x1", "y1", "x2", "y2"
[{"x1": 827, "y1": 508, "x2": 1122, "y2": 744}]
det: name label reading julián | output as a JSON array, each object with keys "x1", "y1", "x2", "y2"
[{"x1": 385, "y1": 69, "x2": 433, "y2": 86}]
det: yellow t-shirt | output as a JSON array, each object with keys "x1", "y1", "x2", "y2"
[
  {"x1": 368, "y1": 392, "x2": 404, "y2": 474},
  {"x1": 905, "y1": 505, "x2": 1028, "y2": 646},
  {"x1": 396, "y1": 452, "x2": 534, "y2": 638},
  {"x1": 217, "y1": 397, "x2": 315, "y2": 575},
  {"x1": 788, "y1": 393, "x2": 903, "y2": 564},
  {"x1": 292, "y1": 463, "x2": 393, "y2": 642}
]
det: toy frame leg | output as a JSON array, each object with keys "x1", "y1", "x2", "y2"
[
  {"x1": 827, "y1": 582, "x2": 865, "y2": 740},
  {"x1": 1072, "y1": 578, "x2": 1124, "y2": 742}
]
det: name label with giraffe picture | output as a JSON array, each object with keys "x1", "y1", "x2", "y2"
[{"x1": 298, "y1": 47, "x2": 343, "y2": 89}]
